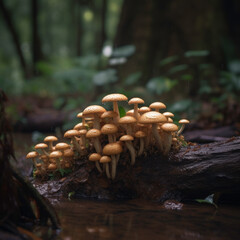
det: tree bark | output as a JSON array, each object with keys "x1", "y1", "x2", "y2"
[{"x1": 0, "y1": 0, "x2": 30, "y2": 78}]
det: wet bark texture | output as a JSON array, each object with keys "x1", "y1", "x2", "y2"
[{"x1": 35, "y1": 137, "x2": 240, "y2": 202}]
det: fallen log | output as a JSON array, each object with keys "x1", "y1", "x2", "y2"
[{"x1": 34, "y1": 136, "x2": 240, "y2": 203}]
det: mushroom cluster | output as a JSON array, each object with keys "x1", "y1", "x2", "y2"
[{"x1": 26, "y1": 93, "x2": 189, "y2": 180}]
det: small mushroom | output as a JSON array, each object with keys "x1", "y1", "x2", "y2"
[
  {"x1": 118, "y1": 115, "x2": 137, "y2": 136},
  {"x1": 120, "y1": 135, "x2": 136, "y2": 165},
  {"x1": 64, "y1": 129, "x2": 81, "y2": 153},
  {"x1": 101, "y1": 111, "x2": 118, "y2": 124},
  {"x1": 86, "y1": 129, "x2": 102, "y2": 153},
  {"x1": 49, "y1": 150, "x2": 62, "y2": 170},
  {"x1": 55, "y1": 142, "x2": 70, "y2": 166},
  {"x1": 149, "y1": 102, "x2": 166, "y2": 112},
  {"x1": 177, "y1": 119, "x2": 190, "y2": 136},
  {"x1": 35, "y1": 143, "x2": 49, "y2": 156},
  {"x1": 134, "y1": 130, "x2": 146, "y2": 156},
  {"x1": 89, "y1": 153, "x2": 102, "y2": 173},
  {"x1": 138, "y1": 106, "x2": 151, "y2": 115},
  {"x1": 26, "y1": 151, "x2": 39, "y2": 168},
  {"x1": 163, "y1": 112, "x2": 174, "y2": 122},
  {"x1": 100, "y1": 155, "x2": 111, "y2": 178},
  {"x1": 77, "y1": 112, "x2": 87, "y2": 128},
  {"x1": 128, "y1": 97, "x2": 144, "y2": 121},
  {"x1": 101, "y1": 123, "x2": 118, "y2": 143},
  {"x1": 44, "y1": 136, "x2": 58, "y2": 152}
]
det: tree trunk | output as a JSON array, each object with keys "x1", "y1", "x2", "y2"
[
  {"x1": 0, "y1": 0, "x2": 30, "y2": 78},
  {"x1": 35, "y1": 137, "x2": 240, "y2": 203}
]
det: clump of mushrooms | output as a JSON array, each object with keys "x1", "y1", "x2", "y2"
[{"x1": 26, "y1": 92, "x2": 189, "y2": 180}]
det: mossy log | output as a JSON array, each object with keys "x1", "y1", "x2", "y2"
[{"x1": 35, "y1": 137, "x2": 240, "y2": 203}]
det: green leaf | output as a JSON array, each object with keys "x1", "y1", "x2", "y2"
[
  {"x1": 93, "y1": 69, "x2": 118, "y2": 86},
  {"x1": 184, "y1": 50, "x2": 209, "y2": 57},
  {"x1": 112, "y1": 45, "x2": 136, "y2": 58},
  {"x1": 124, "y1": 72, "x2": 142, "y2": 86},
  {"x1": 119, "y1": 106, "x2": 126, "y2": 118},
  {"x1": 196, "y1": 194, "x2": 218, "y2": 208},
  {"x1": 68, "y1": 191, "x2": 75, "y2": 200},
  {"x1": 159, "y1": 56, "x2": 178, "y2": 66},
  {"x1": 168, "y1": 64, "x2": 188, "y2": 75}
]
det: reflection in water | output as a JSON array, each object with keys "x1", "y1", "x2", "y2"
[{"x1": 54, "y1": 199, "x2": 240, "y2": 240}]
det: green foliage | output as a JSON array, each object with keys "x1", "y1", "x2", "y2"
[
  {"x1": 119, "y1": 106, "x2": 126, "y2": 118},
  {"x1": 196, "y1": 194, "x2": 218, "y2": 209}
]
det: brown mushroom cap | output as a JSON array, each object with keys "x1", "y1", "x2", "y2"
[
  {"x1": 161, "y1": 123, "x2": 178, "y2": 132},
  {"x1": 77, "y1": 112, "x2": 83, "y2": 118},
  {"x1": 135, "y1": 130, "x2": 146, "y2": 138},
  {"x1": 179, "y1": 119, "x2": 190, "y2": 124},
  {"x1": 83, "y1": 105, "x2": 106, "y2": 117},
  {"x1": 149, "y1": 102, "x2": 166, "y2": 111},
  {"x1": 128, "y1": 97, "x2": 144, "y2": 105},
  {"x1": 138, "y1": 106, "x2": 151, "y2": 114},
  {"x1": 86, "y1": 129, "x2": 101, "y2": 138},
  {"x1": 118, "y1": 115, "x2": 137, "y2": 124},
  {"x1": 64, "y1": 129, "x2": 80, "y2": 138},
  {"x1": 74, "y1": 123, "x2": 86, "y2": 130},
  {"x1": 44, "y1": 136, "x2": 58, "y2": 143},
  {"x1": 35, "y1": 143, "x2": 48, "y2": 150},
  {"x1": 55, "y1": 142, "x2": 70, "y2": 151},
  {"x1": 103, "y1": 142, "x2": 123, "y2": 155},
  {"x1": 48, "y1": 163, "x2": 57, "y2": 170},
  {"x1": 163, "y1": 112, "x2": 174, "y2": 118},
  {"x1": 101, "y1": 123, "x2": 118, "y2": 135},
  {"x1": 79, "y1": 129, "x2": 87, "y2": 135},
  {"x1": 89, "y1": 153, "x2": 102, "y2": 162},
  {"x1": 138, "y1": 111, "x2": 167, "y2": 124},
  {"x1": 100, "y1": 155, "x2": 111, "y2": 163},
  {"x1": 49, "y1": 150, "x2": 62, "y2": 158},
  {"x1": 63, "y1": 149, "x2": 74, "y2": 157},
  {"x1": 168, "y1": 117, "x2": 174, "y2": 123},
  {"x1": 102, "y1": 93, "x2": 128, "y2": 103},
  {"x1": 126, "y1": 109, "x2": 138, "y2": 116},
  {"x1": 26, "y1": 151, "x2": 39, "y2": 159},
  {"x1": 101, "y1": 111, "x2": 118, "y2": 119},
  {"x1": 119, "y1": 135, "x2": 134, "y2": 141}
]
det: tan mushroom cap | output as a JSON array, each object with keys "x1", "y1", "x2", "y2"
[
  {"x1": 74, "y1": 123, "x2": 86, "y2": 130},
  {"x1": 128, "y1": 97, "x2": 144, "y2": 105},
  {"x1": 102, "y1": 93, "x2": 128, "y2": 103},
  {"x1": 35, "y1": 143, "x2": 48, "y2": 149},
  {"x1": 118, "y1": 115, "x2": 137, "y2": 124},
  {"x1": 100, "y1": 155, "x2": 111, "y2": 163},
  {"x1": 63, "y1": 149, "x2": 74, "y2": 157},
  {"x1": 64, "y1": 129, "x2": 80, "y2": 138},
  {"x1": 49, "y1": 150, "x2": 62, "y2": 158},
  {"x1": 48, "y1": 163, "x2": 57, "y2": 170},
  {"x1": 172, "y1": 137, "x2": 178, "y2": 142},
  {"x1": 77, "y1": 112, "x2": 83, "y2": 118},
  {"x1": 86, "y1": 129, "x2": 101, "y2": 138},
  {"x1": 103, "y1": 142, "x2": 123, "y2": 155},
  {"x1": 55, "y1": 142, "x2": 70, "y2": 151},
  {"x1": 89, "y1": 153, "x2": 101, "y2": 162},
  {"x1": 139, "y1": 106, "x2": 151, "y2": 114},
  {"x1": 161, "y1": 123, "x2": 178, "y2": 132},
  {"x1": 120, "y1": 135, "x2": 134, "y2": 141},
  {"x1": 79, "y1": 129, "x2": 87, "y2": 135},
  {"x1": 44, "y1": 136, "x2": 58, "y2": 143},
  {"x1": 126, "y1": 109, "x2": 138, "y2": 116},
  {"x1": 135, "y1": 130, "x2": 146, "y2": 138},
  {"x1": 101, "y1": 111, "x2": 118, "y2": 119},
  {"x1": 163, "y1": 112, "x2": 174, "y2": 118},
  {"x1": 26, "y1": 151, "x2": 39, "y2": 159},
  {"x1": 168, "y1": 117, "x2": 174, "y2": 123},
  {"x1": 149, "y1": 102, "x2": 166, "y2": 110},
  {"x1": 101, "y1": 124, "x2": 118, "y2": 135},
  {"x1": 139, "y1": 111, "x2": 167, "y2": 124},
  {"x1": 83, "y1": 105, "x2": 106, "y2": 117},
  {"x1": 36, "y1": 163, "x2": 42, "y2": 168},
  {"x1": 179, "y1": 119, "x2": 190, "y2": 124}
]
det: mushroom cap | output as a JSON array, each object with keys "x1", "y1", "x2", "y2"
[
  {"x1": 86, "y1": 129, "x2": 101, "y2": 138},
  {"x1": 35, "y1": 143, "x2": 48, "y2": 149},
  {"x1": 101, "y1": 111, "x2": 118, "y2": 119},
  {"x1": 44, "y1": 136, "x2": 58, "y2": 143},
  {"x1": 89, "y1": 153, "x2": 101, "y2": 162},
  {"x1": 179, "y1": 119, "x2": 190, "y2": 124},
  {"x1": 135, "y1": 130, "x2": 146, "y2": 138},
  {"x1": 149, "y1": 102, "x2": 166, "y2": 110},
  {"x1": 36, "y1": 163, "x2": 42, "y2": 168},
  {"x1": 101, "y1": 124, "x2": 118, "y2": 135},
  {"x1": 79, "y1": 129, "x2": 87, "y2": 135},
  {"x1": 63, "y1": 149, "x2": 74, "y2": 157},
  {"x1": 74, "y1": 123, "x2": 87, "y2": 130},
  {"x1": 139, "y1": 111, "x2": 167, "y2": 124},
  {"x1": 102, "y1": 93, "x2": 128, "y2": 103},
  {"x1": 168, "y1": 117, "x2": 174, "y2": 123},
  {"x1": 172, "y1": 137, "x2": 178, "y2": 142},
  {"x1": 128, "y1": 97, "x2": 144, "y2": 105},
  {"x1": 48, "y1": 163, "x2": 57, "y2": 170},
  {"x1": 100, "y1": 155, "x2": 111, "y2": 163},
  {"x1": 83, "y1": 105, "x2": 106, "y2": 117},
  {"x1": 77, "y1": 112, "x2": 83, "y2": 118},
  {"x1": 26, "y1": 151, "x2": 39, "y2": 159},
  {"x1": 118, "y1": 115, "x2": 137, "y2": 124},
  {"x1": 138, "y1": 106, "x2": 151, "y2": 114},
  {"x1": 103, "y1": 142, "x2": 123, "y2": 155},
  {"x1": 49, "y1": 150, "x2": 62, "y2": 158},
  {"x1": 126, "y1": 109, "x2": 140, "y2": 117},
  {"x1": 120, "y1": 135, "x2": 134, "y2": 141},
  {"x1": 55, "y1": 142, "x2": 70, "y2": 151},
  {"x1": 161, "y1": 123, "x2": 178, "y2": 132},
  {"x1": 64, "y1": 129, "x2": 80, "y2": 138},
  {"x1": 163, "y1": 112, "x2": 174, "y2": 118}
]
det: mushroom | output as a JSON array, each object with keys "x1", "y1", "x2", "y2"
[
  {"x1": 44, "y1": 136, "x2": 58, "y2": 152},
  {"x1": 83, "y1": 105, "x2": 106, "y2": 130},
  {"x1": 134, "y1": 130, "x2": 146, "y2": 156},
  {"x1": 101, "y1": 123, "x2": 118, "y2": 143},
  {"x1": 86, "y1": 129, "x2": 102, "y2": 153},
  {"x1": 100, "y1": 156, "x2": 111, "y2": 179},
  {"x1": 89, "y1": 153, "x2": 102, "y2": 173},
  {"x1": 102, "y1": 93, "x2": 128, "y2": 122},
  {"x1": 34, "y1": 143, "x2": 49, "y2": 156},
  {"x1": 49, "y1": 150, "x2": 62, "y2": 170},
  {"x1": 128, "y1": 97, "x2": 144, "y2": 121},
  {"x1": 63, "y1": 148, "x2": 75, "y2": 166},
  {"x1": 138, "y1": 106, "x2": 151, "y2": 115},
  {"x1": 55, "y1": 142, "x2": 70, "y2": 166},
  {"x1": 103, "y1": 142, "x2": 123, "y2": 179},
  {"x1": 26, "y1": 151, "x2": 39, "y2": 168},
  {"x1": 118, "y1": 115, "x2": 137, "y2": 136},
  {"x1": 149, "y1": 102, "x2": 166, "y2": 112},
  {"x1": 64, "y1": 129, "x2": 81, "y2": 153},
  {"x1": 48, "y1": 163, "x2": 57, "y2": 172},
  {"x1": 161, "y1": 123, "x2": 178, "y2": 155},
  {"x1": 77, "y1": 112, "x2": 87, "y2": 128},
  {"x1": 139, "y1": 111, "x2": 167, "y2": 151},
  {"x1": 120, "y1": 135, "x2": 136, "y2": 165},
  {"x1": 177, "y1": 119, "x2": 190, "y2": 136},
  {"x1": 101, "y1": 111, "x2": 118, "y2": 124},
  {"x1": 79, "y1": 129, "x2": 87, "y2": 150},
  {"x1": 163, "y1": 112, "x2": 174, "y2": 122}
]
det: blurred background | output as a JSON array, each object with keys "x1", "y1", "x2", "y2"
[{"x1": 0, "y1": 0, "x2": 240, "y2": 159}]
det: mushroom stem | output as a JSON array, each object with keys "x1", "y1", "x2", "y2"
[
  {"x1": 105, "y1": 163, "x2": 111, "y2": 178},
  {"x1": 138, "y1": 138, "x2": 144, "y2": 156},
  {"x1": 152, "y1": 123, "x2": 163, "y2": 151},
  {"x1": 125, "y1": 141, "x2": 136, "y2": 165},
  {"x1": 133, "y1": 104, "x2": 139, "y2": 121},
  {"x1": 93, "y1": 114, "x2": 101, "y2": 130},
  {"x1": 41, "y1": 149, "x2": 49, "y2": 157},
  {"x1": 177, "y1": 124, "x2": 185, "y2": 136},
  {"x1": 95, "y1": 161, "x2": 102, "y2": 173},
  {"x1": 111, "y1": 155, "x2": 117, "y2": 179},
  {"x1": 113, "y1": 102, "x2": 120, "y2": 122},
  {"x1": 162, "y1": 132, "x2": 172, "y2": 155},
  {"x1": 93, "y1": 138, "x2": 102, "y2": 154},
  {"x1": 72, "y1": 137, "x2": 82, "y2": 153}
]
